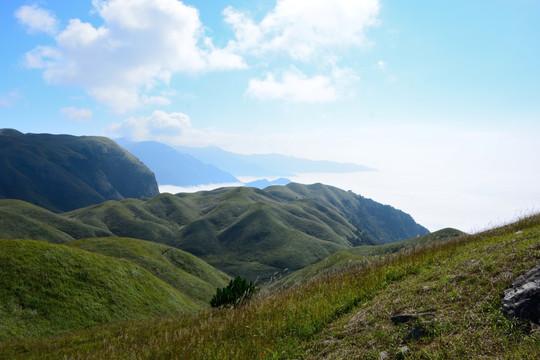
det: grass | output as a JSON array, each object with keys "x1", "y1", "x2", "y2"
[
  {"x1": 0, "y1": 239, "x2": 198, "y2": 341},
  {"x1": 68, "y1": 237, "x2": 230, "y2": 305},
  {"x1": 1, "y1": 214, "x2": 539, "y2": 359}
]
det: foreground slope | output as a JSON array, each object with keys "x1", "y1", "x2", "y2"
[
  {"x1": 0, "y1": 239, "x2": 198, "y2": 341},
  {"x1": 2, "y1": 215, "x2": 538, "y2": 359},
  {"x1": 0, "y1": 129, "x2": 158, "y2": 212}
]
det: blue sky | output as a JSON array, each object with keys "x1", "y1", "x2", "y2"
[{"x1": 1, "y1": 0, "x2": 539, "y2": 231}]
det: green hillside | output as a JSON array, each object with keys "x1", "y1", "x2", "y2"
[
  {"x1": 0, "y1": 129, "x2": 158, "y2": 212},
  {"x1": 2, "y1": 215, "x2": 538, "y2": 359},
  {"x1": 267, "y1": 227, "x2": 466, "y2": 290},
  {"x1": 0, "y1": 239, "x2": 199, "y2": 341},
  {"x1": 0, "y1": 199, "x2": 112, "y2": 243},
  {"x1": 0, "y1": 183, "x2": 428, "y2": 281},
  {"x1": 68, "y1": 237, "x2": 230, "y2": 305}
]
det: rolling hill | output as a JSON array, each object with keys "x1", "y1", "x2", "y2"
[
  {"x1": 68, "y1": 237, "x2": 230, "y2": 305},
  {"x1": 0, "y1": 183, "x2": 428, "y2": 281},
  {"x1": 0, "y1": 238, "x2": 199, "y2": 340},
  {"x1": 0, "y1": 129, "x2": 159, "y2": 212}
]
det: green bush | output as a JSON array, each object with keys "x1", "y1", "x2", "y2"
[{"x1": 210, "y1": 276, "x2": 256, "y2": 307}]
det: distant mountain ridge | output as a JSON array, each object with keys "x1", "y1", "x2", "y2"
[
  {"x1": 0, "y1": 129, "x2": 158, "y2": 212},
  {"x1": 122, "y1": 141, "x2": 239, "y2": 186},
  {"x1": 174, "y1": 145, "x2": 374, "y2": 177}
]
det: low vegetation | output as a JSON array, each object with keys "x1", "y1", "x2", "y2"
[
  {"x1": 210, "y1": 276, "x2": 257, "y2": 308},
  {"x1": 0, "y1": 239, "x2": 198, "y2": 341},
  {"x1": 1, "y1": 215, "x2": 539, "y2": 359}
]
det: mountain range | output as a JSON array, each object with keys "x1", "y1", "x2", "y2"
[{"x1": 122, "y1": 141, "x2": 239, "y2": 186}]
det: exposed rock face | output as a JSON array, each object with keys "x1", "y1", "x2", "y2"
[{"x1": 502, "y1": 264, "x2": 540, "y2": 325}]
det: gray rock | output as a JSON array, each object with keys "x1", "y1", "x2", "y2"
[{"x1": 502, "y1": 264, "x2": 540, "y2": 325}]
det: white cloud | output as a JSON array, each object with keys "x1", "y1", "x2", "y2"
[
  {"x1": 246, "y1": 65, "x2": 358, "y2": 103},
  {"x1": 247, "y1": 69, "x2": 337, "y2": 103},
  {"x1": 224, "y1": 0, "x2": 380, "y2": 61},
  {"x1": 15, "y1": 5, "x2": 58, "y2": 35},
  {"x1": 24, "y1": 0, "x2": 246, "y2": 113},
  {"x1": 107, "y1": 110, "x2": 212, "y2": 145},
  {"x1": 377, "y1": 60, "x2": 386, "y2": 71},
  {"x1": 60, "y1": 107, "x2": 93, "y2": 122},
  {"x1": 0, "y1": 90, "x2": 20, "y2": 107}
]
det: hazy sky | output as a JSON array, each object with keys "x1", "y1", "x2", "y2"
[{"x1": 1, "y1": 0, "x2": 539, "y2": 232}]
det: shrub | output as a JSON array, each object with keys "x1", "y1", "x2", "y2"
[{"x1": 210, "y1": 276, "x2": 256, "y2": 307}]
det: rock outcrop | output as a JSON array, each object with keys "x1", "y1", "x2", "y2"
[{"x1": 502, "y1": 264, "x2": 540, "y2": 325}]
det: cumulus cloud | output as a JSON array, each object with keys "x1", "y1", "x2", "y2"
[
  {"x1": 107, "y1": 110, "x2": 212, "y2": 146},
  {"x1": 246, "y1": 66, "x2": 358, "y2": 103},
  {"x1": 60, "y1": 107, "x2": 93, "y2": 122},
  {"x1": 247, "y1": 69, "x2": 337, "y2": 103},
  {"x1": 22, "y1": 0, "x2": 246, "y2": 113},
  {"x1": 15, "y1": 5, "x2": 58, "y2": 35},
  {"x1": 224, "y1": 0, "x2": 380, "y2": 61}
]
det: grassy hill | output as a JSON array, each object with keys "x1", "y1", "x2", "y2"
[
  {"x1": 68, "y1": 237, "x2": 230, "y2": 305},
  {"x1": 0, "y1": 199, "x2": 112, "y2": 243},
  {"x1": 65, "y1": 184, "x2": 428, "y2": 280},
  {"x1": 266, "y1": 227, "x2": 466, "y2": 290},
  {"x1": 1, "y1": 215, "x2": 538, "y2": 359},
  {"x1": 0, "y1": 183, "x2": 428, "y2": 281},
  {"x1": 0, "y1": 239, "x2": 199, "y2": 341},
  {"x1": 0, "y1": 129, "x2": 158, "y2": 212}
]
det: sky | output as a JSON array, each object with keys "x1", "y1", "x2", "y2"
[{"x1": 1, "y1": 0, "x2": 539, "y2": 232}]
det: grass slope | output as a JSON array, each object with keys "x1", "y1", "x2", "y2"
[
  {"x1": 0, "y1": 199, "x2": 112, "y2": 243},
  {"x1": 2, "y1": 215, "x2": 538, "y2": 359},
  {"x1": 0, "y1": 239, "x2": 198, "y2": 341},
  {"x1": 63, "y1": 184, "x2": 427, "y2": 280},
  {"x1": 268, "y1": 228, "x2": 465, "y2": 290},
  {"x1": 68, "y1": 237, "x2": 230, "y2": 305}
]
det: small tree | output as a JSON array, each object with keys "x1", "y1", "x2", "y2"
[{"x1": 210, "y1": 276, "x2": 256, "y2": 308}]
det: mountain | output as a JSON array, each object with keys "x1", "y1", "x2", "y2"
[
  {"x1": 122, "y1": 141, "x2": 239, "y2": 186},
  {"x1": 3, "y1": 215, "x2": 538, "y2": 359},
  {"x1": 175, "y1": 145, "x2": 374, "y2": 177},
  {"x1": 244, "y1": 177, "x2": 291, "y2": 189},
  {"x1": 0, "y1": 129, "x2": 158, "y2": 212},
  {"x1": 0, "y1": 183, "x2": 427, "y2": 281}
]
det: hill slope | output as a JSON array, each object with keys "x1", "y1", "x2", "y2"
[
  {"x1": 0, "y1": 239, "x2": 198, "y2": 341},
  {"x1": 68, "y1": 237, "x2": 230, "y2": 305},
  {"x1": 65, "y1": 183, "x2": 428, "y2": 280},
  {"x1": 0, "y1": 129, "x2": 158, "y2": 212},
  {"x1": 0, "y1": 183, "x2": 428, "y2": 281},
  {"x1": 2, "y1": 215, "x2": 538, "y2": 359}
]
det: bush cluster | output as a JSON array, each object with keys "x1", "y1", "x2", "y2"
[{"x1": 210, "y1": 276, "x2": 256, "y2": 307}]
